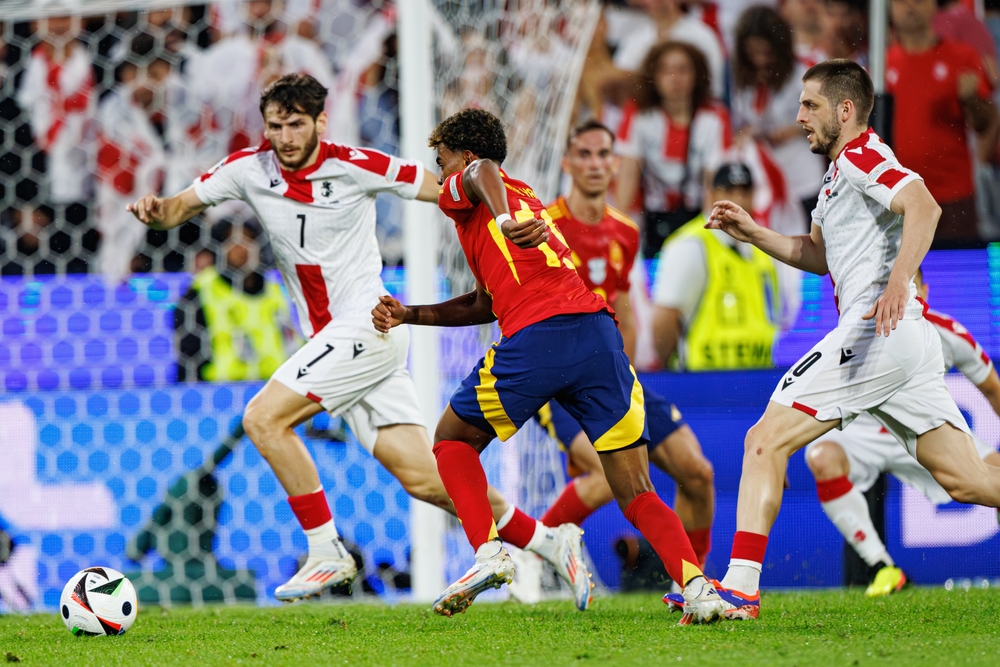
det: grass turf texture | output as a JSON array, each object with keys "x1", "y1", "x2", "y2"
[{"x1": 2, "y1": 588, "x2": 998, "y2": 666}]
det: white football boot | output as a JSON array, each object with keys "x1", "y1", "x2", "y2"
[
  {"x1": 433, "y1": 539, "x2": 515, "y2": 617},
  {"x1": 274, "y1": 538, "x2": 358, "y2": 602},
  {"x1": 507, "y1": 546, "x2": 543, "y2": 605},
  {"x1": 546, "y1": 524, "x2": 593, "y2": 611},
  {"x1": 677, "y1": 576, "x2": 727, "y2": 626}
]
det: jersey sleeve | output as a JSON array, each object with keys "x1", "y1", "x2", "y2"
[
  {"x1": 940, "y1": 320, "x2": 994, "y2": 385},
  {"x1": 337, "y1": 146, "x2": 423, "y2": 199},
  {"x1": 838, "y1": 137, "x2": 922, "y2": 211},
  {"x1": 193, "y1": 152, "x2": 248, "y2": 205},
  {"x1": 438, "y1": 170, "x2": 476, "y2": 214},
  {"x1": 616, "y1": 225, "x2": 641, "y2": 293}
]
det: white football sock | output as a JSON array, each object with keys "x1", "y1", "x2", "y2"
[
  {"x1": 820, "y1": 484, "x2": 893, "y2": 567},
  {"x1": 721, "y1": 559, "x2": 761, "y2": 596},
  {"x1": 305, "y1": 520, "x2": 342, "y2": 558},
  {"x1": 525, "y1": 522, "x2": 559, "y2": 563}
]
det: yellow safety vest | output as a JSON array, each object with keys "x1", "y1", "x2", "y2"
[
  {"x1": 668, "y1": 215, "x2": 779, "y2": 370},
  {"x1": 191, "y1": 267, "x2": 291, "y2": 381}
]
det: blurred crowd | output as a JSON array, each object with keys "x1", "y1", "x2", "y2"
[{"x1": 1, "y1": 0, "x2": 999, "y2": 280}]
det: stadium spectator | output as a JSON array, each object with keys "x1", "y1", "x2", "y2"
[
  {"x1": 17, "y1": 15, "x2": 94, "y2": 205},
  {"x1": 820, "y1": 0, "x2": 869, "y2": 65},
  {"x1": 780, "y1": 0, "x2": 830, "y2": 66},
  {"x1": 934, "y1": 0, "x2": 1000, "y2": 83},
  {"x1": 615, "y1": 41, "x2": 731, "y2": 255},
  {"x1": 174, "y1": 221, "x2": 297, "y2": 382},
  {"x1": 731, "y1": 6, "x2": 826, "y2": 221},
  {"x1": 609, "y1": 0, "x2": 727, "y2": 99},
  {"x1": 887, "y1": 0, "x2": 1000, "y2": 245},
  {"x1": 651, "y1": 163, "x2": 780, "y2": 370}
]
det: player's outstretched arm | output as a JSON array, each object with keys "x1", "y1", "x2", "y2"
[
  {"x1": 372, "y1": 284, "x2": 497, "y2": 333},
  {"x1": 126, "y1": 186, "x2": 209, "y2": 231},
  {"x1": 462, "y1": 159, "x2": 548, "y2": 249},
  {"x1": 863, "y1": 180, "x2": 941, "y2": 337},
  {"x1": 706, "y1": 200, "x2": 828, "y2": 274},
  {"x1": 415, "y1": 169, "x2": 442, "y2": 203}
]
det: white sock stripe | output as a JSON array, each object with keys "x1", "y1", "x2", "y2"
[
  {"x1": 729, "y1": 558, "x2": 763, "y2": 572},
  {"x1": 496, "y1": 504, "x2": 517, "y2": 530}
]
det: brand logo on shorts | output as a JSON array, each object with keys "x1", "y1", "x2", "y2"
[
  {"x1": 353, "y1": 342, "x2": 365, "y2": 358},
  {"x1": 781, "y1": 376, "x2": 794, "y2": 390},
  {"x1": 297, "y1": 344, "x2": 335, "y2": 379},
  {"x1": 840, "y1": 348, "x2": 856, "y2": 365}
]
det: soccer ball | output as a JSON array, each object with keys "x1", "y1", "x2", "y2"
[{"x1": 59, "y1": 567, "x2": 138, "y2": 636}]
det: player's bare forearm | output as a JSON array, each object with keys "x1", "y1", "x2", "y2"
[
  {"x1": 708, "y1": 200, "x2": 828, "y2": 274},
  {"x1": 463, "y1": 159, "x2": 547, "y2": 248},
  {"x1": 976, "y1": 370, "x2": 1000, "y2": 418},
  {"x1": 888, "y1": 181, "x2": 940, "y2": 287},
  {"x1": 612, "y1": 292, "x2": 636, "y2": 360},
  {"x1": 652, "y1": 306, "x2": 682, "y2": 368},
  {"x1": 963, "y1": 96, "x2": 998, "y2": 134},
  {"x1": 415, "y1": 169, "x2": 441, "y2": 203},
  {"x1": 127, "y1": 186, "x2": 208, "y2": 230}
]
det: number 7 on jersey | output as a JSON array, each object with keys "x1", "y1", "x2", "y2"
[{"x1": 297, "y1": 214, "x2": 306, "y2": 248}]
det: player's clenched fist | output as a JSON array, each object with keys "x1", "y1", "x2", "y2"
[
  {"x1": 500, "y1": 215, "x2": 549, "y2": 249},
  {"x1": 126, "y1": 193, "x2": 166, "y2": 226},
  {"x1": 704, "y1": 200, "x2": 761, "y2": 244},
  {"x1": 372, "y1": 295, "x2": 408, "y2": 333}
]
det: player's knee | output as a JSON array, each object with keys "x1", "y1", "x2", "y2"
[
  {"x1": 939, "y1": 474, "x2": 978, "y2": 504},
  {"x1": 242, "y1": 402, "x2": 282, "y2": 457},
  {"x1": 679, "y1": 455, "x2": 714, "y2": 497},
  {"x1": 744, "y1": 423, "x2": 776, "y2": 457},
  {"x1": 806, "y1": 441, "x2": 848, "y2": 479}
]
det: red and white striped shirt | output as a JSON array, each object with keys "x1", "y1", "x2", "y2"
[
  {"x1": 615, "y1": 102, "x2": 731, "y2": 213},
  {"x1": 193, "y1": 141, "x2": 423, "y2": 337},
  {"x1": 924, "y1": 308, "x2": 994, "y2": 384}
]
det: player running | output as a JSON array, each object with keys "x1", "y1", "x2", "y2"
[
  {"x1": 706, "y1": 59, "x2": 1000, "y2": 620},
  {"x1": 127, "y1": 74, "x2": 588, "y2": 602},
  {"x1": 501, "y1": 120, "x2": 715, "y2": 606},
  {"x1": 372, "y1": 108, "x2": 725, "y2": 624},
  {"x1": 806, "y1": 267, "x2": 1000, "y2": 597}
]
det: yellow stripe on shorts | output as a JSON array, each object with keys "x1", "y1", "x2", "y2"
[
  {"x1": 593, "y1": 366, "x2": 646, "y2": 452},
  {"x1": 536, "y1": 402, "x2": 567, "y2": 452},
  {"x1": 476, "y1": 346, "x2": 518, "y2": 441}
]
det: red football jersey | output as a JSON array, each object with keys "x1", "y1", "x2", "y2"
[
  {"x1": 886, "y1": 39, "x2": 993, "y2": 203},
  {"x1": 545, "y1": 197, "x2": 640, "y2": 305},
  {"x1": 438, "y1": 169, "x2": 608, "y2": 336}
]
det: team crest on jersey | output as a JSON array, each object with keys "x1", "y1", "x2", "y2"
[
  {"x1": 609, "y1": 241, "x2": 623, "y2": 272},
  {"x1": 587, "y1": 257, "x2": 607, "y2": 285}
]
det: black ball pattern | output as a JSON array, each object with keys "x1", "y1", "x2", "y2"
[
  {"x1": 62, "y1": 605, "x2": 69, "y2": 619},
  {"x1": 122, "y1": 601, "x2": 133, "y2": 616}
]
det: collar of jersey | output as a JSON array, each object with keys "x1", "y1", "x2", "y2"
[
  {"x1": 279, "y1": 142, "x2": 332, "y2": 181},
  {"x1": 836, "y1": 127, "x2": 875, "y2": 161}
]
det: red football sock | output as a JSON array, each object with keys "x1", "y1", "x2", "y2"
[
  {"x1": 815, "y1": 475, "x2": 853, "y2": 502},
  {"x1": 287, "y1": 488, "x2": 333, "y2": 530},
  {"x1": 497, "y1": 507, "x2": 538, "y2": 548},
  {"x1": 686, "y1": 527, "x2": 712, "y2": 567},
  {"x1": 432, "y1": 440, "x2": 498, "y2": 549},
  {"x1": 730, "y1": 531, "x2": 769, "y2": 565},
  {"x1": 623, "y1": 491, "x2": 703, "y2": 586},
  {"x1": 541, "y1": 480, "x2": 596, "y2": 528}
]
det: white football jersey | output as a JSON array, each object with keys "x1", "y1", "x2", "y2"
[
  {"x1": 925, "y1": 308, "x2": 994, "y2": 384},
  {"x1": 812, "y1": 129, "x2": 924, "y2": 325},
  {"x1": 193, "y1": 140, "x2": 423, "y2": 337}
]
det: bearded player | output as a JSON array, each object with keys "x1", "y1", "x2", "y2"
[
  {"x1": 128, "y1": 74, "x2": 590, "y2": 602},
  {"x1": 372, "y1": 108, "x2": 726, "y2": 624},
  {"x1": 503, "y1": 120, "x2": 716, "y2": 607},
  {"x1": 706, "y1": 60, "x2": 1000, "y2": 620},
  {"x1": 806, "y1": 267, "x2": 1000, "y2": 597}
]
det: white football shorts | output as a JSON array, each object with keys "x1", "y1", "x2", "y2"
[
  {"x1": 772, "y1": 318, "x2": 970, "y2": 458},
  {"x1": 806, "y1": 414, "x2": 996, "y2": 505},
  {"x1": 271, "y1": 321, "x2": 425, "y2": 453}
]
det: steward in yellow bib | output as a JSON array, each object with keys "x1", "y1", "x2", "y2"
[
  {"x1": 175, "y1": 229, "x2": 298, "y2": 381},
  {"x1": 651, "y1": 163, "x2": 779, "y2": 370}
]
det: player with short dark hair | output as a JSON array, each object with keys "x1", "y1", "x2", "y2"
[
  {"x1": 372, "y1": 108, "x2": 726, "y2": 624},
  {"x1": 707, "y1": 59, "x2": 1000, "y2": 619},
  {"x1": 127, "y1": 75, "x2": 582, "y2": 604}
]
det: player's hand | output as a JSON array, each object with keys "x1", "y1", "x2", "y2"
[
  {"x1": 501, "y1": 216, "x2": 548, "y2": 249},
  {"x1": 372, "y1": 295, "x2": 408, "y2": 333},
  {"x1": 126, "y1": 193, "x2": 166, "y2": 226},
  {"x1": 705, "y1": 200, "x2": 760, "y2": 244},
  {"x1": 863, "y1": 274, "x2": 909, "y2": 337}
]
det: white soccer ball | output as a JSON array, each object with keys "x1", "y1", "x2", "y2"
[{"x1": 59, "y1": 567, "x2": 138, "y2": 636}]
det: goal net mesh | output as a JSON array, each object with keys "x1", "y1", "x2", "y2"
[{"x1": 0, "y1": 0, "x2": 597, "y2": 610}]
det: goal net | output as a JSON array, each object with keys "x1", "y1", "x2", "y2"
[{"x1": 0, "y1": 0, "x2": 597, "y2": 611}]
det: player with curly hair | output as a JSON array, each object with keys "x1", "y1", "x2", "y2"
[{"x1": 372, "y1": 108, "x2": 726, "y2": 624}]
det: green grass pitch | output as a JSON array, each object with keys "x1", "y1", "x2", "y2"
[{"x1": 2, "y1": 588, "x2": 998, "y2": 666}]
